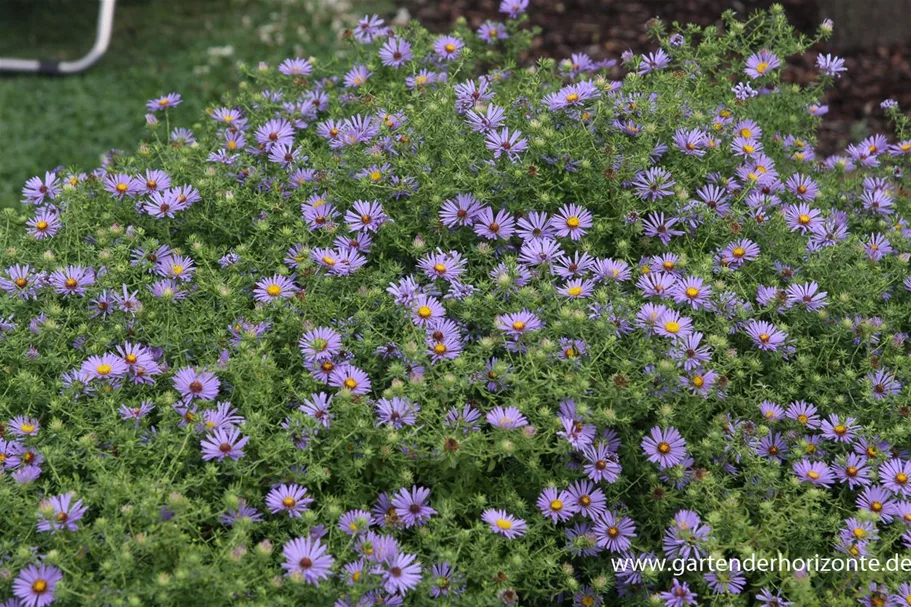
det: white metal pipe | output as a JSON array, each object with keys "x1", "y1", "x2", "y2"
[{"x1": 0, "y1": 0, "x2": 117, "y2": 75}]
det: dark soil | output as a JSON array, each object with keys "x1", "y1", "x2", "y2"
[{"x1": 403, "y1": 0, "x2": 911, "y2": 155}]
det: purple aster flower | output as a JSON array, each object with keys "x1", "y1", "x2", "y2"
[
  {"x1": 346, "y1": 199, "x2": 388, "y2": 233},
  {"x1": 567, "y1": 480, "x2": 606, "y2": 519},
  {"x1": 745, "y1": 49, "x2": 781, "y2": 78},
  {"x1": 474, "y1": 207, "x2": 516, "y2": 240},
  {"x1": 642, "y1": 426, "x2": 687, "y2": 469},
  {"x1": 37, "y1": 492, "x2": 88, "y2": 533},
  {"x1": 543, "y1": 81, "x2": 599, "y2": 111},
  {"x1": 329, "y1": 363, "x2": 372, "y2": 394},
  {"x1": 49, "y1": 265, "x2": 95, "y2": 296},
  {"x1": 254, "y1": 274, "x2": 297, "y2": 302},
  {"x1": 753, "y1": 432, "x2": 788, "y2": 461},
  {"x1": 655, "y1": 309, "x2": 693, "y2": 340},
  {"x1": 477, "y1": 20, "x2": 508, "y2": 44},
  {"x1": 785, "y1": 281, "x2": 827, "y2": 310},
  {"x1": 201, "y1": 427, "x2": 248, "y2": 461},
  {"x1": 834, "y1": 454, "x2": 870, "y2": 489},
  {"x1": 638, "y1": 49, "x2": 671, "y2": 74},
  {"x1": 660, "y1": 578, "x2": 698, "y2": 607},
  {"x1": 673, "y1": 128, "x2": 707, "y2": 156},
  {"x1": 380, "y1": 551, "x2": 422, "y2": 594},
  {"x1": 496, "y1": 310, "x2": 543, "y2": 338},
  {"x1": 278, "y1": 57, "x2": 313, "y2": 76},
  {"x1": 482, "y1": 509, "x2": 527, "y2": 538},
  {"x1": 391, "y1": 485, "x2": 436, "y2": 528},
  {"x1": 499, "y1": 0, "x2": 528, "y2": 17},
  {"x1": 13, "y1": 563, "x2": 62, "y2": 607},
  {"x1": 376, "y1": 397, "x2": 419, "y2": 428},
  {"x1": 266, "y1": 483, "x2": 313, "y2": 517},
  {"x1": 865, "y1": 233, "x2": 893, "y2": 261},
  {"x1": 81, "y1": 353, "x2": 129, "y2": 381},
  {"x1": 379, "y1": 37, "x2": 412, "y2": 68},
  {"x1": 344, "y1": 64, "x2": 372, "y2": 88},
  {"x1": 551, "y1": 204, "x2": 592, "y2": 240},
  {"x1": 220, "y1": 500, "x2": 263, "y2": 526},
  {"x1": 27, "y1": 208, "x2": 60, "y2": 239},
  {"x1": 9, "y1": 416, "x2": 39, "y2": 437},
  {"x1": 430, "y1": 562, "x2": 465, "y2": 598},
  {"x1": 880, "y1": 459, "x2": 911, "y2": 496},
  {"x1": 486, "y1": 406, "x2": 528, "y2": 430},
  {"x1": 537, "y1": 487, "x2": 577, "y2": 523},
  {"x1": 632, "y1": 167, "x2": 676, "y2": 201},
  {"x1": 816, "y1": 53, "x2": 846, "y2": 77},
  {"x1": 793, "y1": 459, "x2": 835, "y2": 488},
  {"x1": 354, "y1": 14, "x2": 387, "y2": 42},
  {"x1": 22, "y1": 171, "x2": 60, "y2": 204},
  {"x1": 104, "y1": 173, "x2": 142, "y2": 198},
  {"x1": 147, "y1": 92, "x2": 182, "y2": 111},
  {"x1": 118, "y1": 400, "x2": 155, "y2": 427},
  {"x1": 785, "y1": 173, "x2": 819, "y2": 201},
  {"x1": 281, "y1": 536, "x2": 335, "y2": 584},
  {"x1": 820, "y1": 414, "x2": 857, "y2": 443},
  {"x1": 594, "y1": 510, "x2": 636, "y2": 552},
  {"x1": 744, "y1": 320, "x2": 787, "y2": 351},
  {"x1": 704, "y1": 561, "x2": 745, "y2": 595},
  {"x1": 254, "y1": 118, "x2": 295, "y2": 150},
  {"x1": 433, "y1": 35, "x2": 464, "y2": 61},
  {"x1": 339, "y1": 509, "x2": 373, "y2": 536},
  {"x1": 173, "y1": 367, "x2": 220, "y2": 401},
  {"x1": 299, "y1": 327, "x2": 343, "y2": 362},
  {"x1": 756, "y1": 589, "x2": 792, "y2": 607},
  {"x1": 759, "y1": 400, "x2": 785, "y2": 421},
  {"x1": 486, "y1": 127, "x2": 528, "y2": 161},
  {"x1": 868, "y1": 369, "x2": 901, "y2": 399},
  {"x1": 440, "y1": 193, "x2": 483, "y2": 227}
]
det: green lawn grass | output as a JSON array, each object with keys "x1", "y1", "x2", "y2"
[{"x1": 0, "y1": 0, "x2": 385, "y2": 209}]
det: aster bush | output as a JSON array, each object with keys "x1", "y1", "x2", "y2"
[{"x1": 3, "y1": 3, "x2": 911, "y2": 606}]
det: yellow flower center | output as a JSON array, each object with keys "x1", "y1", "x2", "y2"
[
  {"x1": 96, "y1": 364, "x2": 112, "y2": 376},
  {"x1": 565, "y1": 93, "x2": 579, "y2": 103},
  {"x1": 36, "y1": 221, "x2": 49, "y2": 230},
  {"x1": 321, "y1": 256, "x2": 336, "y2": 266},
  {"x1": 550, "y1": 499, "x2": 563, "y2": 511},
  {"x1": 567, "y1": 286, "x2": 583, "y2": 297},
  {"x1": 732, "y1": 247, "x2": 746, "y2": 258},
  {"x1": 21, "y1": 423, "x2": 35, "y2": 433},
  {"x1": 116, "y1": 183, "x2": 128, "y2": 193},
  {"x1": 897, "y1": 473, "x2": 909, "y2": 485},
  {"x1": 512, "y1": 321, "x2": 526, "y2": 331},
  {"x1": 664, "y1": 321, "x2": 680, "y2": 334},
  {"x1": 125, "y1": 354, "x2": 138, "y2": 364},
  {"x1": 266, "y1": 284, "x2": 282, "y2": 297},
  {"x1": 444, "y1": 43, "x2": 456, "y2": 53},
  {"x1": 496, "y1": 518, "x2": 512, "y2": 530},
  {"x1": 685, "y1": 287, "x2": 699, "y2": 299},
  {"x1": 808, "y1": 470, "x2": 820, "y2": 480},
  {"x1": 692, "y1": 376, "x2": 704, "y2": 388},
  {"x1": 417, "y1": 305, "x2": 432, "y2": 318},
  {"x1": 369, "y1": 171, "x2": 382, "y2": 182},
  {"x1": 756, "y1": 61, "x2": 769, "y2": 73},
  {"x1": 32, "y1": 579, "x2": 48, "y2": 593},
  {"x1": 171, "y1": 265, "x2": 184, "y2": 275},
  {"x1": 798, "y1": 214, "x2": 811, "y2": 225},
  {"x1": 657, "y1": 442, "x2": 670, "y2": 454},
  {"x1": 433, "y1": 343, "x2": 447, "y2": 354},
  {"x1": 344, "y1": 378, "x2": 358, "y2": 389},
  {"x1": 282, "y1": 497, "x2": 296, "y2": 508},
  {"x1": 566, "y1": 216, "x2": 580, "y2": 228}
]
